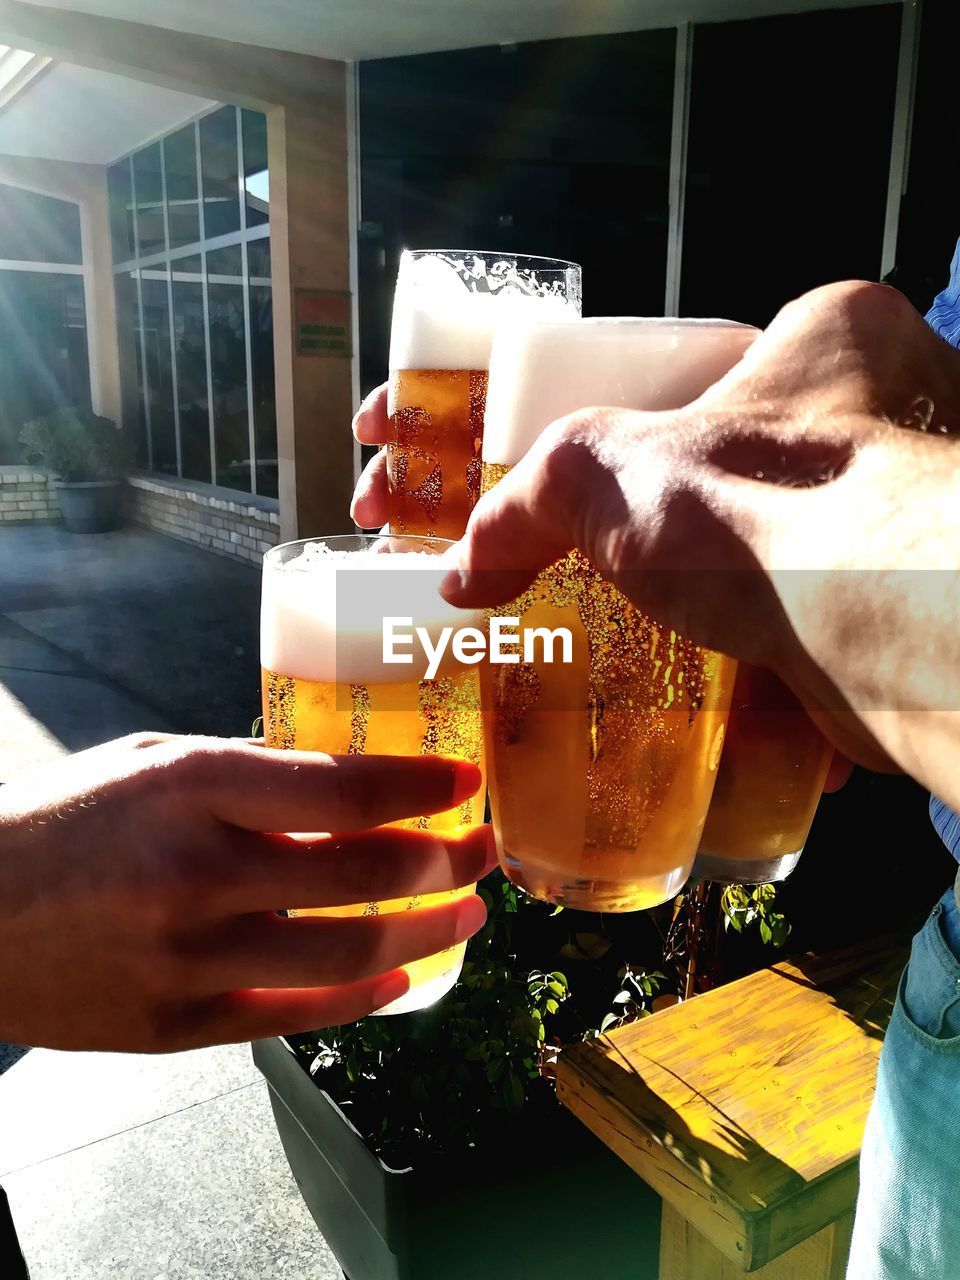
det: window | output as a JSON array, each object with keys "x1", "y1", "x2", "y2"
[
  {"x1": 680, "y1": 7, "x2": 901, "y2": 326},
  {"x1": 359, "y1": 32, "x2": 676, "y2": 389},
  {"x1": 164, "y1": 124, "x2": 200, "y2": 251},
  {"x1": 108, "y1": 106, "x2": 275, "y2": 495},
  {"x1": 133, "y1": 143, "x2": 165, "y2": 258},
  {"x1": 200, "y1": 105, "x2": 241, "y2": 240},
  {"x1": 0, "y1": 182, "x2": 90, "y2": 464},
  {"x1": 0, "y1": 183, "x2": 82, "y2": 264}
]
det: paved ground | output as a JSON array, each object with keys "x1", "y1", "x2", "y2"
[{"x1": 0, "y1": 525, "x2": 342, "y2": 1279}]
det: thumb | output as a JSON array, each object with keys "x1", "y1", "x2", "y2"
[{"x1": 441, "y1": 414, "x2": 614, "y2": 607}]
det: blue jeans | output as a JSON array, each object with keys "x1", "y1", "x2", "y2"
[{"x1": 847, "y1": 887, "x2": 960, "y2": 1278}]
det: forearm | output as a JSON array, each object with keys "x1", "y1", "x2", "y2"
[{"x1": 770, "y1": 429, "x2": 960, "y2": 804}]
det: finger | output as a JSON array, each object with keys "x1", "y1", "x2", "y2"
[
  {"x1": 823, "y1": 751, "x2": 856, "y2": 793},
  {"x1": 353, "y1": 383, "x2": 390, "y2": 444},
  {"x1": 173, "y1": 970, "x2": 412, "y2": 1047},
  {"x1": 198, "y1": 893, "x2": 487, "y2": 990},
  {"x1": 173, "y1": 740, "x2": 483, "y2": 833},
  {"x1": 350, "y1": 447, "x2": 390, "y2": 529},
  {"x1": 220, "y1": 824, "x2": 496, "y2": 913},
  {"x1": 441, "y1": 415, "x2": 605, "y2": 607}
]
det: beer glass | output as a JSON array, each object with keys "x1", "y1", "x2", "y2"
[
  {"x1": 260, "y1": 534, "x2": 485, "y2": 1014},
  {"x1": 480, "y1": 318, "x2": 756, "y2": 912},
  {"x1": 387, "y1": 249, "x2": 581, "y2": 540},
  {"x1": 692, "y1": 664, "x2": 833, "y2": 884}
]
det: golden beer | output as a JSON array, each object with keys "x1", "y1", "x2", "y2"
[
  {"x1": 261, "y1": 535, "x2": 485, "y2": 1014},
  {"x1": 388, "y1": 367, "x2": 487, "y2": 540},
  {"x1": 693, "y1": 664, "x2": 833, "y2": 884},
  {"x1": 480, "y1": 318, "x2": 757, "y2": 911},
  {"x1": 386, "y1": 249, "x2": 581, "y2": 539}
]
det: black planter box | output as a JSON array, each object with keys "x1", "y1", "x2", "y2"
[
  {"x1": 54, "y1": 480, "x2": 123, "y2": 533},
  {"x1": 253, "y1": 1036, "x2": 660, "y2": 1280}
]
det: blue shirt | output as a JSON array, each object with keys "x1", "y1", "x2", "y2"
[{"x1": 925, "y1": 247, "x2": 960, "y2": 860}]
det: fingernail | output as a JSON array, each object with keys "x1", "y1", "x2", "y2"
[
  {"x1": 439, "y1": 567, "x2": 469, "y2": 601},
  {"x1": 371, "y1": 970, "x2": 409, "y2": 1012},
  {"x1": 450, "y1": 825, "x2": 498, "y2": 880},
  {"x1": 448, "y1": 760, "x2": 483, "y2": 805},
  {"x1": 455, "y1": 895, "x2": 488, "y2": 939}
]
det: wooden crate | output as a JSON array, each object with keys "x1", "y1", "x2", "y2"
[{"x1": 556, "y1": 937, "x2": 907, "y2": 1275}]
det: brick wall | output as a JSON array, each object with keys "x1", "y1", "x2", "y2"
[
  {"x1": 126, "y1": 473, "x2": 281, "y2": 565},
  {"x1": 0, "y1": 467, "x2": 59, "y2": 522}
]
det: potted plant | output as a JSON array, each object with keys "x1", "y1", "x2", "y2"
[
  {"x1": 19, "y1": 408, "x2": 130, "y2": 533},
  {"x1": 253, "y1": 876, "x2": 665, "y2": 1280}
]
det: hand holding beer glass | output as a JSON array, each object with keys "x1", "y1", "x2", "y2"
[
  {"x1": 387, "y1": 250, "x2": 581, "y2": 539},
  {"x1": 261, "y1": 535, "x2": 486, "y2": 1014},
  {"x1": 479, "y1": 318, "x2": 755, "y2": 912}
]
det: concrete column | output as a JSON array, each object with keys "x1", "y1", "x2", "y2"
[
  {"x1": 78, "y1": 171, "x2": 121, "y2": 424},
  {"x1": 269, "y1": 91, "x2": 355, "y2": 542}
]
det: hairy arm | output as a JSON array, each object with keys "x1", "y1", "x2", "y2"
[{"x1": 441, "y1": 282, "x2": 960, "y2": 805}]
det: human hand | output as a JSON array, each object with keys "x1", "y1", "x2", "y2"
[
  {"x1": 351, "y1": 384, "x2": 390, "y2": 529},
  {"x1": 441, "y1": 282, "x2": 960, "y2": 796},
  {"x1": 0, "y1": 734, "x2": 491, "y2": 1052}
]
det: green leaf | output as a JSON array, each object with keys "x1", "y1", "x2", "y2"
[
  {"x1": 574, "y1": 932, "x2": 612, "y2": 960},
  {"x1": 503, "y1": 1069, "x2": 525, "y2": 1111},
  {"x1": 759, "y1": 919, "x2": 773, "y2": 945},
  {"x1": 600, "y1": 1012, "x2": 620, "y2": 1032}
]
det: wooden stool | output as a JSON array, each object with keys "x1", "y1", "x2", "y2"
[{"x1": 556, "y1": 937, "x2": 907, "y2": 1277}]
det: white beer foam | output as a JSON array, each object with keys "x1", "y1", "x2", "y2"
[
  {"x1": 389, "y1": 253, "x2": 578, "y2": 371},
  {"x1": 482, "y1": 316, "x2": 759, "y2": 467},
  {"x1": 261, "y1": 542, "x2": 482, "y2": 685}
]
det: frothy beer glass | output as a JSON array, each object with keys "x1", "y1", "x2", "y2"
[
  {"x1": 480, "y1": 318, "x2": 756, "y2": 912},
  {"x1": 261, "y1": 535, "x2": 485, "y2": 1014},
  {"x1": 693, "y1": 665, "x2": 833, "y2": 884},
  {"x1": 387, "y1": 249, "x2": 581, "y2": 539}
]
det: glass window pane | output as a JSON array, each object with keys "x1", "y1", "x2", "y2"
[
  {"x1": 114, "y1": 270, "x2": 147, "y2": 468},
  {"x1": 171, "y1": 254, "x2": 202, "y2": 281},
  {"x1": 249, "y1": 235, "x2": 275, "y2": 497},
  {"x1": 133, "y1": 143, "x2": 165, "y2": 258},
  {"x1": 164, "y1": 124, "x2": 200, "y2": 251},
  {"x1": 358, "y1": 29, "x2": 674, "y2": 388},
  {"x1": 242, "y1": 108, "x2": 269, "y2": 229},
  {"x1": 108, "y1": 160, "x2": 135, "y2": 263},
  {"x1": 681, "y1": 7, "x2": 900, "y2": 325},
  {"x1": 171, "y1": 272, "x2": 210, "y2": 483},
  {"x1": 200, "y1": 106, "x2": 241, "y2": 239},
  {"x1": 207, "y1": 243, "x2": 243, "y2": 281},
  {"x1": 0, "y1": 183, "x2": 83, "y2": 265},
  {"x1": 139, "y1": 268, "x2": 177, "y2": 475},
  {"x1": 0, "y1": 271, "x2": 91, "y2": 463},
  {"x1": 247, "y1": 236, "x2": 271, "y2": 281},
  {"x1": 208, "y1": 259, "x2": 250, "y2": 492}
]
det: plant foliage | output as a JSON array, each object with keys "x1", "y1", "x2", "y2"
[{"x1": 20, "y1": 408, "x2": 130, "y2": 482}]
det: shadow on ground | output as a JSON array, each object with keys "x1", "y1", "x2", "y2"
[{"x1": 0, "y1": 525, "x2": 262, "y2": 754}]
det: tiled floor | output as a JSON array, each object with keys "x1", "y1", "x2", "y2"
[
  {"x1": 1, "y1": 1046, "x2": 342, "y2": 1280},
  {"x1": 0, "y1": 526, "x2": 343, "y2": 1279}
]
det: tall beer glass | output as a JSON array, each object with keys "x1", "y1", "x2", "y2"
[
  {"x1": 480, "y1": 318, "x2": 755, "y2": 912},
  {"x1": 387, "y1": 249, "x2": 581, "y2": 540},
  {"x1": 261, "y1": 534, "x2": 485, "y2": 1014},
  {"x1": 692, "y1": 665, "x2": 833, "y2": 884}
]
